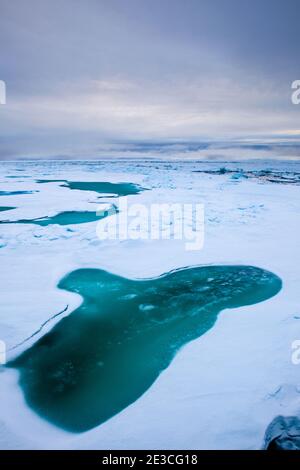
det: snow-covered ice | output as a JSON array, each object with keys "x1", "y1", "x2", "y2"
[{"x1": 0, "y1": 159, "x2": 300, "y2": 449}]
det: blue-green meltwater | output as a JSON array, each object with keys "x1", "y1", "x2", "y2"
[
  {"x1": 9, "y1": 265, "x2": 282, "y2": 432},
  {"x1": 0, "y1": 206, "x2": 16, "y2": 212},
  {"x1": 0, "y1": 207, "x2": 115, "y2": 226},
  {"x1": 0, "y1": 190, "x2": 37, "y2": 196},
  {"x1": 36, "y1": 180, "x2": 143, "y2": 196}
]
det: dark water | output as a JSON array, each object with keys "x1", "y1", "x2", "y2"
[
  {"x1": 10, "y1": 265, "x2": 282, "y2": 433},
  {"x1": 36, "y1": 180, "x2": 143, "y2": 196},
  {"x1": 0, "y1": 190, "x2": 37, "y2": 196},
  {"x1": 0, "y1": 209, "x2": 111, "y2": 226},
  {"x1": 0, "y1": 206, "x2": 16, "y2": 212}
]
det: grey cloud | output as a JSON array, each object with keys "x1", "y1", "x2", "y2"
[{"x1": 0, "y1": 0, "x2": 299, "y2": 158}]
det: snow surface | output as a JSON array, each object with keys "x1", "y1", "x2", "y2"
[{"x1": 0, "y1": 159, "x2": 300, "y2": 449}]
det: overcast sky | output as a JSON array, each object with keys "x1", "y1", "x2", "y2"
[{"x1": 0, "y1": 0, "x2": 300, "y2": 158}]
